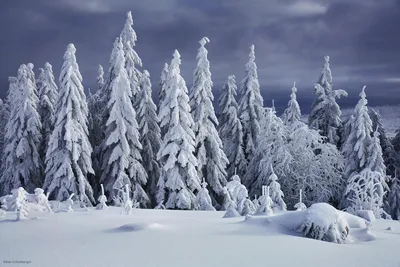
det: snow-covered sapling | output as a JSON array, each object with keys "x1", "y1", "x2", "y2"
[
  {"x1": 196, "y1": 179, "x2": 216, "y2": 211},
  {"x1": 12, "y1": 187, "x2": 29, "y2": 220},
  {"x1": 222, "y1": 188, "x2": 240, "y2": 218},
  {"x1": 96, "y1": 184, "x2": 108, "y2": 210},
  {"x1": 252, "y1": 195, "x2": 260, "y2": 211},
  {"x1": 256, "y1": 186, "x2": 273, "y2": 215},
  {"x1": 268, "y1": 165, "x2": 287, "y2": 212},
  {"x1": 64, "y1": 194, "x2": 75, "y2": 212},
  {"x1": 294, "y1": 189, "x2": 307, "y2": 211},
  {"x1": 241, "y1": 198, "x2": 255, "y2": 216},
  {"x1": 34, "y1": 188, "x2": 52, "y2": 213},
  {"x1": 122, "y1": 184, "x2": 133, "y2": 215}
]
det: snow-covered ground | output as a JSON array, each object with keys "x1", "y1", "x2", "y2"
[{"x1": 1, "y1": 207, "x2": 400, "y2": 267}]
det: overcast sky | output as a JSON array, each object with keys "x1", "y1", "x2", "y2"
[{"x1": 1, "y1": 0, "x2": 399, "y2": 113}]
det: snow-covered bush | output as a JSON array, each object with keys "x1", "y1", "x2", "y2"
[
  {"x1": 268, "y1": 166, "x2": 287, "y2": 212},
  {"x1": 122, "y1": 185, "x2": 133, "y2": 215},
  {"x1": 241, "y1": 198, "x2": 254, "y2": 216},
  {"x1": 222, "y1": 188, "x2": 240, "y2": 218},
  {"x1": 11, "y1": 187, "x2": 29, "y2": 220},
  {"x1": 34, "y1": 188, "x2": 52, "y2": 213},
  {"x1": 196, "y1": 179, "x2": 216, "y2": 211},
  {"x1": 344, "y1": 168, "x2": 389, "y2": 219},
  {"x1": 96, "y1": 184, "x2": 108, "y2": 210},
  {"x1": 294, "y1": 189, "x2": 307, "y2": 211},
  {"x1": 256, "y1": 186, "x2": 273, "y2": 215},
  {"x1": 298, "y1": 203, "x2": 349, "y2": 244},
  {"x1": 252, "y1": 195, "x2": 260, "y2": 211},
  {"x1": 64, "y1": 194, "x2": 74, "y2": 212},
  {"x1": 225, "y1": 175, "x2": 254, "y2": 214}
]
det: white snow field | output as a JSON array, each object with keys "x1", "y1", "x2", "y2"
[{"x1": 1, "y1": 206, "x2": 400, "y2": 267}]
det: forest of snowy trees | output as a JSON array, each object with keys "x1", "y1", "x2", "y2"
[{"x1": 1, "y1": 11, "x2": 400, "y2": 219}]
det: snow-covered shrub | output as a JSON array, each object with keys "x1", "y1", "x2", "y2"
[
  {"x1": 222, "y1": 188, "x2": 240, "y2": 218},
  {"x1": 122, "y1": 185, "x2": 133, "y2": 215},
  {"x1": 0, "y1": 194, "x2": 12, "y2": 211},
  {"x1": 225, "y1": 175, "x2": 253, "y2": 214},
  {"x1": 34, "y1": 188, "x2": 52, "y2": 213},
  {"x1": 96, "y1": 184, "x2": 108, "y2": 210},
  {"x1": 12, "y1": 187, "x2": 29, "y2": 220},
  {"x1": 64, "y1": 194, "x2": 74, "y2": 212},
  {"x1": 196, "y1": 179, "x2": 216, "y2": 211},
  {"x1": 256, "y1": 186, "x2": 273, "y2": 215},
  {"x1": 241, "y1": 198, "x2": 254, "y2": 216},
  {"x1": 344, "y1": 168, "x2": 389, "y2": 219},
  {"x1": 268, "y1": 166, "x2": 287, "y2": 212},
  {"x1": 298, "y1": 203, "x2": 349, "y2": 244},
  {"x1": 252, "y1": 195, "x2": 260, "y2": 211},
  {"x1": 294, "y1": 189, "x2": 307, "y2": 211},
  {"x1": 354, "y1": 210, "x2": 376, "y2": 222}
]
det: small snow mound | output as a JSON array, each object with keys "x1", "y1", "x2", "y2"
[
  {"x1": 298, "y1": 203, "x2": 349, "y2": 244},
  {"x1": 223, "y1": 208, "x2": 241, "y2": 218},
  {"x1": 115, "y1": 223, "x2": 147, "y2": 232},
  {"x1": 354, "y1": 210, "x2": 376, "y2": 222},
  {"x1": 386, "y1": 226, "x2": 393, "y2": 231}
]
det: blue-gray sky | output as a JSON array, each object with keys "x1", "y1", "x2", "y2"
[{"x1": 0, "y1": 0, "x2": 399, "y2": 113}]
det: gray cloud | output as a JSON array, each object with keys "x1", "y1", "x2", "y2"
[{"x1": 0, "y1": 0, "x2": 399, "y2": 114}]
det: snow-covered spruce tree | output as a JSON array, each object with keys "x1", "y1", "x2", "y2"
[
  {"x1": 158, "y1": 63, "x2": 169, "y2": 137},
  {"x1": 189, "y1": 37, "x2": 229, "y2": 206},
  {"x1": 238, "y1": 45, "x2": 264, "y2": 166},
  {"x1": 43, "y1": 44, "x2": 94, "y2": 205},
  {"x1": 96, "y1": 184, "x2": 108, "y2": 210},
  {"x1": 120, "y1": 11, "x2": 142, "y2": 101},
  {"x1": 157, "y1": 50, "x2": 200, "y2": 210},
  {"x1": 136, "y1": 70, "x2": 161, "y2": 206},
  {"x1": 0, "y1": 65, "x2": 42, "y2": 195},
  {"x1": 268, "y1": 165, "x2": 287, "y2": 212},
  {"x1": 282, "y1": 82, "x2": 301, "y2": 130},
  {"x1": 224, "y1": 174, "x2": 254, "y2": 214},
  {"x1": 196, "y1": 179, "x2": 216, "y2": 211},
  {"x1": 37, "y1": 63, "x2": 58, "y2": 159},
  {"x1": 370, "y1": 109, "x2": 399, "y2": 178},
  {"x1": 256, "y1": 186, "x2": 273, "y2": 215},
  {"x1": 344, "y1": 168, "x2": 389, "y2": 218},
  {"x1": 99, "y1": 38, "x2": 149, "y2": 208},
  {"x1": 308, "y1": 56, "x2": 347, "y2": 145},
  {"x1": 218, "y1": 75, "x2": 246, "y2": 178},
  {"x1": 367, "y1": 128, "x2": 386, "y2": 176},
  {"x1": 387, "y1": 174, "x2": 400, "y2": 220},
  {"x1": 294, "y1": 189, "x2": 307, "y2": 211},
  {"x1": 11, "y1": 187, "x2": 29, "y2": 220},
  {"x1": 342, "y1": 86, "x2": 373, "y2": 180},
  {"x1": 338, "y1": 114, "x2": 354, "y2": 151},
  {"x1": 245, "y1": 108, "x2": 292, "y2": 198}
]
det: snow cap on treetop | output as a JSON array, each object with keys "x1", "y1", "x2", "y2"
[
  {"x1": 17, "y1": 64, "x2": 27, "y2": 77},
  {"x1": 269, "y1": 165, "x2": 278, "y2": 182},
  {"x1": 249, "y1": 45, "x2": 255, "y2": 60},
  {"x1": 126, "y1": 11, "x2": 133, "y2": 25},
  {"x1": 38, "y1": 68, "x2": 44, "y2": 76},
  {"x1": 231, "y1": 175, "x2": 240, "y2": 182},
  {"x1": 45, "y1": 62, "x2": 52, "y2": 70},
  {"x1": 360, "y1": 85, "x2": 367, "y2": 99},
  {"x1": 27, "y1": 63, "x2": 34, "y2": 70},
  {"x1": 67, "y1": 43, "x2": 76, "y2": 53},
  {"x1": 199, "y1": 37, "x2": 210, "y2": 46},
  {"x1": 228, "y1": 75, "x2": 235, "y2": 81},
  {"x1": 324, "y1": 55, "x2": 329, "y2": 63},
  {"x1": 142, "y1": 69, "x2": 150, "y2": 77}
]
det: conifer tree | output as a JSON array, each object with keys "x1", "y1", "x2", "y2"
[
  {"x1": 43, "y1": 44, "x2": 94, "y2": 205},
  {"x1": 99, "y1": 38, "x2": 149, "y2": 207},
  {"x1": 238, "y1": 45, "x2": 264, "y2": 164},
  {"x1": 387, "y1": 174, "x2": 400, "y2": 220},
  {"x1": 308, "y1": 56, "x2": 347, "y2": 145},
  {"x1": 370, "y1": 109, "x2": 399, "y2": 178},
  {"x1": 0, "y1": 98, "x2": 9, "y2": 167},
  {"x1": 282, "y1": 82, "x2": 301, "y2": 129},
  {"x1": 342, "y1": 86, "x2": 373, "y2": 180},
  {"x1": 0, "y1": 65, "x2": 42, "y2": 195},
  {"x1": 136, "y1": 70, "x2": 161, "y2": 206},
  {"x1": 158, "y1": 63, "x2": 169, "y2": 137},
  {"x1": 189, "y1": 37, "x2": 228, "y2": 205},
  {"x1": 367, "y1": 128, "x2": 386, "y2": 176},
  {"x1": 157, "y1": 50, "x2": 200, "y2": 210},
  {"x1": 37, "y1": 62, "x2": 58, "y2": 158},
  {"x1": 120, "y1": 11, "x2": 142, "y2": 101},
  {"x1": 268, "y1": 165, "x2": 287, "y2": 212},
  {"x1": 218, "y1": 75, "x2": 246, "y2": 178}
]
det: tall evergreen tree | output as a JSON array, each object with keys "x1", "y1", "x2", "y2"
[
  {"x1": 308, "y1": 56, "x2": 347, "y2": 145},
  {"x1": 99, "y1": 38, "x2": 149, "y2": 207},
  {"x1": 342, "y1": 86, "x2": 373, "y2": 180},
  {"x1": 282, "y1": 82, "x2": 301, "y2": 129},
  {"x1": 157, "y1": 50, "x2": 200, "y2": 210},
  {"x1": 1, "y1": 65, "x2": 42, "y2": 195},
  {"x1": 120, "y1": 11, "x2": 142, "y2": 101},
  {"x1": 0, "y1": 98, "x2": 10, "y2": 168},
  {"x1": 37, "y1": 62, "x2": 59, "y2": 158},
  {"x1": 136, "y1": 70, "x2": 161, "y2": 206},
  {"x1": 43, "y1": 44, "x2": 94, "y2": 204},
  {"x1": 189, "y1": 37, "x2": 228, "y2": 205},
  {"x1": 238, "y1": 45, "x2": 264, "y2": 165},
  {"x1": 367, "y1": 128, "x2": 386, "y2": 176},
  {"x1": 218, "y1": 75, "x2": 246, "y2": 178},
  {"x1": 370, "y1": 109, "x2": 399, "y2": 178},
  {"x1": 387, "y1": 174, "x2": 400, "y2": 220}
]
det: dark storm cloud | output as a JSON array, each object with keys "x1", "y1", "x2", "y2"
[{"x1": 0, "y1": 0, "x2": 399, "y2": 114}]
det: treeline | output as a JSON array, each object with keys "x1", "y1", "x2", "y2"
[{"x1": 1, "y1": 11, "x2": 400, "y2": 219}]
